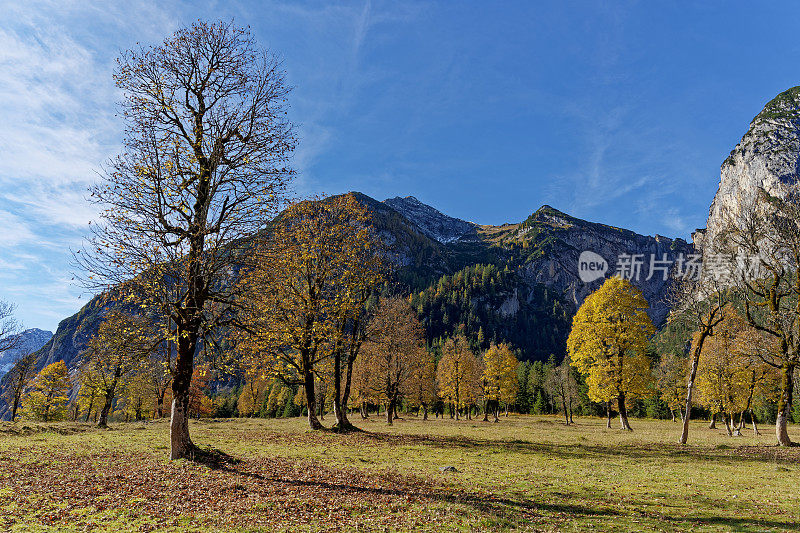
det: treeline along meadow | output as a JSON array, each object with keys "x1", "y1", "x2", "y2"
[{"x1": 2, "y1": 19, "x2": 800, "y2": 461}]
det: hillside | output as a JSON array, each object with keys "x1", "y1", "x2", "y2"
[
  {"x1": 0, "y1": 329, "x2": 52, "y2": 376},
  {"x1": 0, "y1": 194, "x2": 691, "y2": 419}
]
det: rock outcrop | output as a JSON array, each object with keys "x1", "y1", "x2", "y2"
[
  {"x1": 384, "y1": 196, "x2": 478, "y2": 244},
  {"x1": 0, "y1": 328, "x2": 52, "y2": 376},
  {"x1": 702, "y1": 87, "x2": 800, "y2": 253}
]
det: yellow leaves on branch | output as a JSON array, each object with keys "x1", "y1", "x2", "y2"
[
  {"x1": 437, "y1": 333, "x2": 482, "y2": 409},
  {"x1": 23, "y1": 361, "x2": 71, "y2": 422},
  {"x1": 567, "y1": 277, "x2": 655, "y2": 404},
  {"x1": 693, "y1": 306, "x2": 779, "y2": 415},
  {"x1": 482, "y1": 343, "x2": 518, "y2": 404}
]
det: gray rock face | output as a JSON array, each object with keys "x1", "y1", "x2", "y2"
[
  {"x1": 511, "y1": 207, "x2": 692, "y2": 325},
  {"x1": 702, "y1": 87, "x2": 800, "y2": 253},
  {"x1": 384, "y1": 196, "x2": 478, "y2": 243},
  {"x1": 0, "y1": 328, "x2": 53, "y2": 375}
]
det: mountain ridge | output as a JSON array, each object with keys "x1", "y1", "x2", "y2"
[{"x1": 0, "y1": 192, "x2": 691, "y2": 419}]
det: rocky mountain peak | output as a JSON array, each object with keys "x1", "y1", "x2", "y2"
[
  {"x1": 0, "y1": 328, "x2": 53, "y2": 376},
  {"x1": 702, "y1": 87, "x2": 800, "y2": 253},
  {"x1": 383, "y1": 195, "x2": 478, "y2": 243}
]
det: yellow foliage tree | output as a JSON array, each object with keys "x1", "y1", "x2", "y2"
[
  {"x1": 354, "y1": 297, "x2": 428, "y2": 425},
  {"x1": 23, "y1": 361, "x2": 71, "y2": 422},
  {"x1": 238, "y1": 193, "x2": 385, "y2": 430},
  {"x1": 482, "y1": 343, "x2": 518, "y2": 422},
  {"x1": 695, "y1": 307, "x2": 779, "y2": 436},
  {"x1": 79, "y1": 310, "x2": 150, "y2": 427},
  {"x1": 567, "y1": 277, "x2": 655, "y2": 430},
  {"x1": 656, "y1": 352, "x2": 688, "y2": 422},
  {"x1": 437, "y1": 333, "x2": 481, "y2": 420}
]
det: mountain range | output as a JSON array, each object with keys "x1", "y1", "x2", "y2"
[
  {"x1": 0, "y1": 192, "x2": 689, "y2": 419},
  {"x1": 7, "y1": 85, "x2": 800, "y2": 420}
]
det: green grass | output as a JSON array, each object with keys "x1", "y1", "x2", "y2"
[{"x1": 1, "y1": 415, "x2": 798, "y2": 532}]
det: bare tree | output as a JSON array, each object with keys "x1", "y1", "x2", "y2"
[
  {"x1": 2, "y1": 352, "x2": 36, "y2": 421},
  {"x1": 0, "y1": 300, "x2": 20, "y2": 353},
  {"x1": 76, "y1": 21, "x2": 295, "y2": 458},
  {"x1": 666, "y1": 274, "x2": 727, "y2": 444},
  {"x1": 717, "y1": 189, "x2": 800, "y2": 446}
]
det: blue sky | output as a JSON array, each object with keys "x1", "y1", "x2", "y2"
[{"x1": 2, "y1": 1, "x2": 800, "y2": 331}]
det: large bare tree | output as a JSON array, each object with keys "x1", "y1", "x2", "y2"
[
  {"x1": 717, "y1": 189, "x2": 800, "y2": 446},
  {"x1": 666, "y1": 275, "x2": 726, "y2": 444},
  {"x1": 78, "y1": 21, "x2": 295, "y2": 459}
]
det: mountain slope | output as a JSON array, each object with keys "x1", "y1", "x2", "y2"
[
  {"x1": 699, "y1": 86, "x2": 800, "y2": 253},
  {"x1": 0, "y1": 193, "x2": 691, "y2": 418},
  {"x1": 0, "y1": 328, "x2": 52, "y2": 376}
]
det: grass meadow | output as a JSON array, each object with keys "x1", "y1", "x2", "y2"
[{"x1": 0, "y1": 414, "x2": 798, "y2": 532}]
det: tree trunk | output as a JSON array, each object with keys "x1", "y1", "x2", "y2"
[
  {"x1": 97, "y1": 385, "x2": 116, "y2": 428},
  {"x1": 606, "y1": 401, "x2": 612, "y2": 429},
  {"x1": 680, "y1": 331, "x2": 708, "y2": 444},
  {"x1": 708, "y1": 413, "x2": 716, "y2": 429},
  {"x1": 775, "y1": 362, "x2": 794, "y2": 446},
  {"x1": 750, "y1": 409, "x2": 760, "y2": 435},
  {"x1": 157, "y1": 389, "x2": 165, "y2": 418},
  {"x1": 483, "y1": 400, "x2": 489, "y2": 422},
  {"x1": 618, "y1": 393, "x2": 632, "y2": 431},
  {"x1": 386, "y1": 397, "x2": 396, "y2": 425},
  {"x1": 11, "y1": 392, "x2": 21, "y2": 422},
  {"x1": 562, "y1": 396, "x2": 569, "y2": 426},
  {"x1": 422, "y1": 403, "x2": 428, "y2": 420},
  {"x1": 332, "y1": 348, "x2": 354, "y2": 431},
  {"x1": 670, "y1": 409, "x2": 676, "y2": 423},
  {"x1": 170, "y1": 323, "x2": 198, "y2": 460},
  {"x1": 303, "y1": 369, "x2": 323, "y2": 430},
  {"x1": 723, "y1": 412, "x2": 733, "y2": 437}
]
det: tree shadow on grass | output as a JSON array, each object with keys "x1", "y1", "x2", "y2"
[
  {"x1": 194, "y1": 454, "x2": 798, "y2": 532},
  {"x1": 355, "y1": 431, "x2": 800, "y2": 466}
]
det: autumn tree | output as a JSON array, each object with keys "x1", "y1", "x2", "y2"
[
  {"x1": 667, "y1": 267, "x2": 727, "y2": 443},
  {"x1": 405, "y1": 349, "x2": 437, "y2": 420},
  {"x1": 2, "y1": 351, "x2": 37, "y2": 421},
  {"x1": 716, "y1": 189, "x2": 800, "y2": 446},
  {"x1": 546, "y1": 354, "x2": 579, "y2": 425},
  {"x1": 355, "y1": 297, "x2": 427, "y2": 425},
  {"x1": 23, "y1": 361, "x2": 71, "y2": 422},
  {"x1": 118, "y1": 370, "x2": 154, "y2": 421},
  {"x1": 238, "y1": 194, "x2": 384, "y2": 430},
  {"x1": 77, "y1": 21, "x2": 295, "y2": 459},
  {"x1": 76, "y1": 379, "x2": 102, "y2": 422},
  {"x1": 568, "y1": 277, "x2": 655, "y2": 431},
  {"x1": 79, "y1": 311, "x2": 150, "y2": 427},
  {"x1": 237, "y1": 350, "x2": 267, "y2": 417},
  {"x1": 655, "y1": 352, "x2": 688, "y2": 422},
  {"x1": 437, "y1": 333, "x2": 481, "y2": 420},
  {"x1": 482, "y1": 343, "x2": 518, "y2": 422}
]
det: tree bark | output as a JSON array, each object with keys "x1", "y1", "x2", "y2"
[
  {"x1": 723, "y1": 412, "x2": 733, "y2": 437},
  {"x1": 750, "y1": 409, "x2": 760, "y2": 435},
  {"x1": 708, "y1": 413, "x2": 716, "y2": 429},
  {"x1": 618, "y1": 393, "x2": 632, "y2": 431},
  {"x1": 562, "y1": 396, "x2": 569, "y2": 426},
  {"x1": 776, "y1": 362, "x2": 794, "y2": 446},
  {"x1": 386, "y1": 397, "x2": 396, "y2": 425},
  {"x1": 680, "y1": 330, "x2": 709, "y2": 444},
  {"x1": 606, "y1": 400, "x2": 612, "y2": 429},
  {"x1": 331, "y1": 349, "x2": 350, "y2": 430},
  {"x1": 170, "y1": 328, "x2": 197, "y2": 459},
  {"x1": 303, "y1": 368, "x2": 323, "y2": 430},
  {"x1": 97, "y1": 386, "x2": 116, "y2": 428}
]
